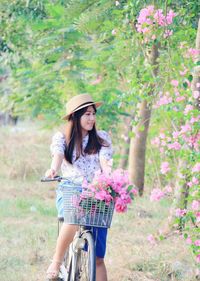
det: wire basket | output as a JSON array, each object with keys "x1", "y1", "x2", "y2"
[{"x1": 61, "y1": 182, "x2": 115, "y2": 228}]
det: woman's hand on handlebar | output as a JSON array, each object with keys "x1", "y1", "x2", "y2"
[{"x1": 45, "y1": 168, "x2": 57, "y2": 178}]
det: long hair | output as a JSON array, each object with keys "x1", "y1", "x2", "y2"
[{"x1": 64, "y1": 104, "x2": 108, "y2": 164}]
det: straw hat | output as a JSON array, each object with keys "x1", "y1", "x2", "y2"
[{"x1": 62, "y1": 94, "x2": 103, "y2": 120}]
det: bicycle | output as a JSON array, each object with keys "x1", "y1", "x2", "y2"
[{"x1": 41, "y1": 176, "x2": 115, "y2": 281}]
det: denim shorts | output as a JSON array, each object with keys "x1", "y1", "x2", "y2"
[{"x1": 56, "y1": 187, "x2": 108, "y2": 258}]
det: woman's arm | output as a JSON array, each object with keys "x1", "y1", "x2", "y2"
[
  {"x1": 100, "y1": 158, "x2": 113, "y2": 173},
  {"x1": 98, "y1": 131, "x2": 113, "y2": 173},
  {"x1": 45, "y1": 153, "x2": 64, "y2": 178},
  {"x1": 46, "y1": 132, "x2": 66, "y2": 178}
]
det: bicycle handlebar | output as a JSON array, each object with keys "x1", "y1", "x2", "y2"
[
  {"x1": 41, "y1": 175, "x2": 83, "y2": 183},
  {"x1": 41, "y1": 176, "x2": 62, "y2": 182}
]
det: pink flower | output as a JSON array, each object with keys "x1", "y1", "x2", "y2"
[
  {"x1": 185, "y1": 133, "x2": 200, "y2": 150},
  {"x1": 154, "y1": 9, "x2": 165, "y2": 26},
  {"x1": 184, "y1": 104, "x2": 193, "y2": 115},
  {"x1": 190, "y1": 116, "x2": 199, "y2": 124},
  {"x1": 175, "y1": 208, "x2": 187, "y2": 217},
  {"x1": 192, "y1": 177, "x2": 199, "y2": 185},
  {"x1": 159, "y1": 133, "x2": 166, "y2": 139},
  {"x1": 171, "y1": 80, "x2": 179, "y2": 87},
  {"x1": 181, "y1": 124, "x2": 192, "y2": 133},
  {"x1": 172, "y1": 131, "x2": 180, "y2": 139},
  {"x1": 95, "y1": 190, "x2": 112, "y2": 203},
  {"x1": 150, "y1": 188, "x2": 165, "y2": 201},
  {"x1": 164, "y1": 185, "x2": 172, "y2": 193},
  {"x1": 142, "y1": 27, "x2": 150, "y2": 34},
  {"x1": 165, "y1": 10, "x2": 176, "y2": 25},
  {"x1": 163, "y1": 29, "x2": 173, "y2": 38},
  {"x1": 115, "y1": 197, "x2": 127, "y2": 213},
  {"x1": 176, "y1": 96, "x2": 185, "y2": 102},
  {"x1": 136, "y1": 6, "x2": 176, "y2": 38},
  {"x1": 155, "y1": 95, "x2": 172, "y2": 107},
  {"x1": 88, "y1": 169, "x2": 135, "y2": 214},
  {"x1": 168, "y1": 142, "x2": 181, "y2": 150},
  {"x1": 131, "y1": 188, "x2": 138, "y2": 196},
  {"x1": 192, "y1": 163, "x2": 200, "y2": 173},
  {"x1": 151, "y1": 137, "x2": 160, "y2": 146},
  {"x1": 137, "y1": 5, "x2": 154, "y2": 25},
  {"x1": 196, "y1": 255, "x2": 200, "y2": 263},
  {"x1": 187, "y1": 181, "x2": 193, "y2": 187},
  {"x1": 196, "y1": 83, "x2": 200, "y2": 88},
  {"x1": 193, "y1": 91, "x2": 200, "y2": 99},
  {"x1": 186, "y1": 237, "x2": 192, "y2": 245},
  {"x1": 118, "y1": 189, "x2": 132, "y2": 204},
  {"x1": 160, "y1": 162, "x2": 170, "y2": 174},
  {"x1": 192, "y1": 200, "x2": 199, "y2": 211},
  {"x1": 194, "y1": 240, "x2": 200, "y2": 246},
  {"x1": 160, "y1": 147, "x2": 164, "y2": 153},
  {"x1": 147, "y1": 234, "x2": 156, "y2": 245},
  {"x1": 196, "y1": 212, "x2": 200, "y2": 223},
  {"x1": 187, "y1": 48, "x2": 200, "y2": 58}
]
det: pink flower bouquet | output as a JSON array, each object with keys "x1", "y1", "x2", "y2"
[{"x1": 80, "y1": 169, "x2": 138, "y2": 213}]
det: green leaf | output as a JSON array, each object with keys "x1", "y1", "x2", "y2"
[
  {"x1": 188, "y1": 74, "x2": 193, "y2": 82},
  {"x1": 183, "y1": 82, "x2": 188, "y2": 89}
]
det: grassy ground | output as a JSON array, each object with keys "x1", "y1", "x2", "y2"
[{"x1": 0, "y1": 122, "x2": 198, "y2": 281}]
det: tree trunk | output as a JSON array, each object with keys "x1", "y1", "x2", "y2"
[
  {"x1": 0, "y1": 112, "x2": 18, "y2": 126},
  {"x1": 167, "y1": 160, "x2": 189, "y2": 231},
  {"x1": 129, "y1": 44, "x2": 159, "y2": 196}
]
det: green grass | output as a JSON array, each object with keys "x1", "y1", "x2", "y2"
[{"x1": 0, "y1": 198, "x2": 56, "y2": 218}]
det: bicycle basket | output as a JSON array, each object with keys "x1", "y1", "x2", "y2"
[{"x1": 62, "y1": 185, "x2": 114, "y2": 228}]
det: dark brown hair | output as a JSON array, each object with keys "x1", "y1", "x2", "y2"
[{"x1": 64, "y1": 104, "x2": 108, "y2": 164}]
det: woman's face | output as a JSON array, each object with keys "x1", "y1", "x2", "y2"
[{"x1": 80, "y1": 106, "x2": 96, "y2": 133}]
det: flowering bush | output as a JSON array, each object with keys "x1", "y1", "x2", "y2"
[
  {"x1": 134, "y1": 4, "x2": 200, "y2": 266},
  {"x1": 81, "y1": 169, "x2": 138, "y2": 213},
  {"x1": 147, "y1": 38, "x2": 200, "y2": 264},
  {"x1": 136, "y1": 5, "x2": 176, "y2": 43}
]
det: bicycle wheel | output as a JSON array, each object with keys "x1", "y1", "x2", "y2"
[{"x1": 75, "y1": 231, "x2": 96, "y2": 281}]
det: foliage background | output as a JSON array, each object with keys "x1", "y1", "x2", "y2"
[{"x1": 0, "y1": 0, "x2": 200, "y2": 280}]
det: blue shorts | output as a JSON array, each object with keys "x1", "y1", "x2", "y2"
[{"x1": 56, "y1": 188, "x2": 108, "y2": 258}]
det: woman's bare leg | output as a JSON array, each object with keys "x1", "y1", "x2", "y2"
[
  {"x1": 47, "y1": 224, "x2": 78, "y2": 276},
  {"x1": 96, "y1": 257, "x2": 108, "y2": 281}
]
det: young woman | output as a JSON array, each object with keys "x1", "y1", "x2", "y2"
[{"x1": 45, "y1": 94, "x2": 113, "y2": 281}]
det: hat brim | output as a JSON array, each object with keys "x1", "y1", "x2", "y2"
[{"x1": 62, "y1": 101, "x2": 103, "y2": 120}]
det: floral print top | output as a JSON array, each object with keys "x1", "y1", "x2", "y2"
[{"x1": 50, "y1": 130, "x2": 113, "y2": 182}]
